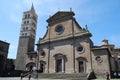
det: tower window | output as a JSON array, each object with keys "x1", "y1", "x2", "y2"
[
  {"x1": 22, "y1": 33, "x2": 24, "y2": 36},
  {"x1": 23, "y1": 27, "x2": 25, "y2": 31},
  {"x1": 27, "y1": 21, "x2": 29, "y2": 24},
  {"x1": 26, "y1": 27, "x2": 28, "y2": 30},
  {"x1": 25, "y1": 33, "x2": 27, "y2": 36},
  {"x1": 28, "y1": 14, "x2": 30, "y2": 18},
  {"x1": 24, "y1": 21, "x2": 26, "y2": 24},
  {"x1": 30, "y1": 55, "x2": 33, "y2": 60},
  {"x1": 25, "y1": 15, "x2": 27, "y2": 18}
]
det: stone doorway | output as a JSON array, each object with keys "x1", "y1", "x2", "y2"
[
  {"x1": 39, "y1": 60, "x2": 46, "y2": 73},
  {"x1": 76, "y1": 57, "x2": 86, "y2": 73},
  {"x1": 40, "y1": 63, "x2": 44, "y2": 73},
  {"x1": 56, "y1": 59, "x2": 62, "y2": 72},
  {"x1": 78, "y1": 61, "x2": 84, "y2": 72},
  {"x1": 54, "y1": 54, "x2": 67, "y2": 73}
]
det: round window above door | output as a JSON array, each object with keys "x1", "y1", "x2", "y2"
[
  {"x1": 55, "y1": 25, "x2": 64, "y2": 34},
  {"x1": 77, "y1": 45, "x2": 85, "y2": 53}
]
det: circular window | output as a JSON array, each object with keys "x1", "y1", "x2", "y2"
[
  {"x1": 55, "y1": 25, "x2": 64, "y2": 34},
  {"x1": 77, "y1": 46, "x2": 84, "y2": 53},
  {"x1": 95, "y1": 56, "x2": 103, "y2": 63},
  {"x1": 41, "y1": 51, "x2": 45, "y2": 57}
]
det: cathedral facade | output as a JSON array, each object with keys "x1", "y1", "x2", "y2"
[
  {"x1": 15, "y1": 5, "x2": 120, "y2": 78},
  {"x1": 37, "y1": 11, "x2": 93, "y2": 74}
]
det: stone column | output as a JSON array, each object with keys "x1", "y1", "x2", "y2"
[
  {"x1": 54, "y1": 59, "x2": 56, "y2": 73},
  {"x1": 62, "y1": 58, "x2": 64, "y2": 72}
]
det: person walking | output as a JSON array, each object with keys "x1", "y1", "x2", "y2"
[
  {"x1": 106, "y1": 72, "x2": 110, "y2": 80},
  {"x1": 28, "y1": 74, "x2": 31, "y2": 80},
  {"x1": 20, "y1": 73, "x2": 23, "y2": 80}
]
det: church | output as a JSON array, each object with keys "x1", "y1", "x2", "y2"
[{"x1": 15, "y1": 4, "x2": 120, "y2": 79}]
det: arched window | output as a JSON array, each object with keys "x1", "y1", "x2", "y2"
[
  {"x1": 23, "y1": 27, "x2": 25, "y2": 31},
  {"x1": 28, "y1": 14, "x2": 30, "y2": 18},
  {"x1": 26, "y1": 27, "x2": 28, "y2": 30},
  {"x1": 25, "y1": 15, "x2": 27, "y2": 18},
  {"x1": 24, "y1": 21, "x2": 26, "y2": 24},
  {"x1": 25, "y1": 33, "x2": 27, "y2": 36},
  {"x1": 27, "y1": 21, "x2": 29, "y2": 24}
]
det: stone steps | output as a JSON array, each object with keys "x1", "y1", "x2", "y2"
[
  {"x1": 0, "y1": 77, "x2": 120, "y2": 80},
  {"x1": 35, "y1": 73, "x2": 88, "y2": 80},
  {"x1": 0, "y1": 77, "x2": 84, "y2": 80}
]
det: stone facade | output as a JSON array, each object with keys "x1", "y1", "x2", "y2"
[
  {"x1": 0, "y1": 40, "x2": 9, "y2": 75},
  {"x1": 36, "y1": 11, "x2": 120, "y2": 78},
  {"x1": 15, "y1": 5, "x2": 120, "y2": 78},
  {"x1": 15, "y1": 4, "x2": 38, "y2": 71}
]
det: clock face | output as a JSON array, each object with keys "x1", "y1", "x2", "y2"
[{"x1": 55, "y1": 25, "x2": 64, "y2": 34}]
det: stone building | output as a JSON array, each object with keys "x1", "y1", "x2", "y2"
[
  {"x1": 0, "y1": 40, "x2": 10, "y2": 75},
  {"x1": 15, "y1": 5, "x2": 120, "y2": 78},
  {"x1": 15, "y1": 4, "x2": 38, "y2": 71},
  {"x1": 36, "y1": 11, "x2": 120, "y2": 78}
]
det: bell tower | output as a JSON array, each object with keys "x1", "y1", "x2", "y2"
[{"x1": 15, "y1": 4, "x2": 38, "y2": 70}]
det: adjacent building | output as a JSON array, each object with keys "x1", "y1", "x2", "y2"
[{"x1": 0, "y1": 40, "x2": 10, "y2": 75}]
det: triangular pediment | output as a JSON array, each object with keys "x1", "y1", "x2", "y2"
[{"x1": 47, "y1": 11, "x2": 75, "y2": 23}]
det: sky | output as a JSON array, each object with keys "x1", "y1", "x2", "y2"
[{"x1": 0, "y1": 0, "x2": 120, "y2": 59}]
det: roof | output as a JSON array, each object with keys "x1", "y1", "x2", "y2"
[
  {"x1": 0, "y1": 40, "x2": 10, "y2": 45},
  {"x1": 47, "y1": 11, "x2": 75, "y2": 23}
]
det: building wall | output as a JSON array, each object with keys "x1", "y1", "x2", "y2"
[
  {"x1": 91, "y1": 49, "x2": 111, "y2": 78},
  {"x1": 0, "y1": 40, "x2": 9, "y2": 74},
  {"x1": 38, "y1": 37, "x2": 92, "y2": 73}
]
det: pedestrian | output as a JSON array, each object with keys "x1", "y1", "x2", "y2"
[
  {"x1": 28, "y1": 74, "x2": 31, "y2": 80},
  {"x1": 20, "y1": 73, "x2": 23, "y2": 80},
  {"x1": 105, "y1": 72, "x2": 110, "y2": 80}
]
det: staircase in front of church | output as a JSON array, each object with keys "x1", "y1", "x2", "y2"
[{"x1": 35, "y1": 73, "x2": 88, "y2": 80}]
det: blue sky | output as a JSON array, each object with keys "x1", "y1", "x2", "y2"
[{"x1": 0, "y1": 0, "x2": 120, "y2": 59}]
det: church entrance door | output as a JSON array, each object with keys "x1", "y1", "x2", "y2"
[
  {"x1": 78, "y1": 61, "x2": 84, "y2": 72},
  {"x1": 40, "y1": 63, "x2": 44, "y2": 73},
  {"x1": 56, "y1": 59, "x2": 62, "y2": 72}
]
